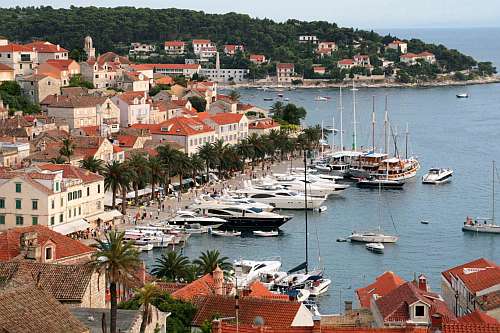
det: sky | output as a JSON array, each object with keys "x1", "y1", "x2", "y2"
[{"x1": 3, "y1": 0, "x2": 500, "y2": 29}]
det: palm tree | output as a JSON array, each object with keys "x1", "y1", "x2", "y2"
[
  {"x1": 80, "y1": 156, "x2": 104, "y2": 174},
  {"x1": 211, "y1": 139, "x2": 229, "y2": 179},
  {"x1": 156, "y1": 144, "x2": 177, "y2": 195},
  {"x1": 103, "y1": 161, "x2": 126, "y2": 209},
  {"x1": 270, "y1": 101, "x2": 285, "y2": 117},
  {"x1": 189, "y1": 154, "x2": 205, "y2": 186},
  {"x1": 246, "y1": 133, "x2": 266, "y2": 170},
  {"x1": 147, "y1": 156, "x2": 163, "y2": 202},
  {"x1": 136, "y1": 283, "x2": 161, "y2": 333},
  {"x1": 151, "y1": 250, "x2": 191, "y2": 281},
  {"x1": 193, "y1": 249, "x2": 231, "y2": 276},
  {"x1": 127, "y1": 153, "x2": 148, "y2": 204},
  {"x1": 171, "y1": 151, "x2": 191, "y2": 196},
  {"x1": 119, "y1": 168, "x2": 132, "y2": 215},
  {"x1": 59, "y1": 138, "x2": 75, "y2": 163},
  {"x1": 198, "y1": 142, "x2": 215, "y2": 182},
  {"x1": 236, "y1": 139, "x2": 254, "y2": 170},
  {"x1": 228, "y1": 90, "x2": 241, "y2": 101},
  {"x1": 50, "y1": 155, "x2": 66, "y2": 164},
  {"x1": 90, "y1": 231, "x2": 140, "y2": 333}
]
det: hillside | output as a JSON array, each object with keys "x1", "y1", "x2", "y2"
[{"x1": 0, "y1": 6, "x2": 496, "y2": 82}]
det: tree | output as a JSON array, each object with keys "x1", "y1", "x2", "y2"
[
  {"x1": 147, "y1": 156, "x2": 163, "y2": 201},
  {"x1": 157, "y1": 144, "x2": 177, "y2": 195},
  {"x1": 69, "y1": 74, "x2": 94, "y2": 89},
  {"x1": 171, "y1": 151, "x2": 191, "y2": 195},
  {"x1": 103, "y1": 161, "x2": 127, "y2": 209},
  {"x1": 189, "y1": 154, "x2": 205, "y2": 186},
  {"x1": 273, "y1": 103, "x2": 307, "y2": 125},
  {"x1": 50, "y1": 156, "x2": 66, "y2": 164},
  {"x1": 136, "y1": 284, "x2": 161, "y2": 333},
  {"x1": 151, "y1": 250, "x2": 192, "y2": 281},
  {"x1": 59, "y1": 138, "x2": 75, "y2": 163},
  {"x1": 228, "y1": 90, "x2": 241, "y2": 101},
  {"x1": 198, "y1": 142, "x2": 215, "y2": 182},
  {"x1": 90, "y1": 231, "x2": 140, "y2": 333},
  {"x1": 211, "y1": 140, "x2": 229, "y2": 179},
  {"x1": 193, "y1": 249, "x2": 231, "y2": 276},
  {"x1": 127, "y1": 153, "x2": 148, "y2": 204},
  {"x1": 188, "y1": 96, "x2": 207, "y2": 112},
  {"x1": 79, "y1": 156, "x2": 104, "y2": 173}
]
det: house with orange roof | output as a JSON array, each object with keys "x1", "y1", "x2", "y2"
[
  {"x1": 0, "y1": 63, "x2": 14, "y2": 82},
  {"x1": 248, "y1": 118, "x2": 281, "y2": 136},
  {"x1": 201, "y1": 112, "x2": 248, "y2": 145},
  {"x1": 111, "y1": 91, "x2": 152, "y2": 127},
  {"x1": 17, "y1": 72, "x2": 62, "y2": 104},
  {"x1": 224, "y1": 44, "x2": 245, "y2": 56},
  {"x1": 164, "y1": 40, "x2": 186, "y2": 55},
  {"x1": 237, "y1": 103, "x2": 269, "y2": 117},
  {"x1": 25, "y1": 41, "x2": 68, "y2": 62},
  {"x1": 80, "y1": 52, "x2": 129, "y2": 89},
  {"x1": 441, "y1": 258, "x2": 500, "y2": 320},
  {"x1": 338, "y1": 59, "x2": 355, "y2": 70},
  {"x1": 0, "y1": 43, "x2": 38, "y2": 76},
  {"x1": 37, "y1": 59, "x2": 80, "y2": 86},
  {"x1": 387, "y1": 40, "x2": 408, "y2": 54},
  {"x1": 313, "y1": 66, "x2": 327, "y2": 75},
  {"x1": 116, "y1": 71, "x2": 150, "y2": 92},
  {"x1": 400, "y1": 52, "x2": 436, "y2": 65},
  {"x1": 277, "y1": 63, "x2": 296, "y2": 83},
  {"x1": 356, "y1": 271, "x2": 406, "y2": 308},
  {"x1": 250, "y1": 54, "x2": 266, "y2": 64},
  {"x1": 192, "y1": 39, "x2": 216, "y2": 55},
  {"x1": 155, "y1": 75, "x2": 174, "y2": 86}
]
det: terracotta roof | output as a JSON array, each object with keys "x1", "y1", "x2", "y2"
[
  {"x1": 38, "y1": 163, "x2": 103, "y2": 184},
  {"x1": 192, "y1": 39, "x2": 211, "y2": 44},
  {"x1": 117, "y1": 135, "x2": 139, "y2": 147},
  {"x1": 0, "y1": 43, "x2": 34, "y2": 52},
  {"x1": 164, "y1": 41, "x2": 185, "y2": 47},
  {"x1": 132, "y1": 117, "x2": 213, "y2": 137},
  {"x1": 47, "y1": 95, "x2": 107, "y2": 108},
  {"x1": 192, "y1": 295, "x2": 303, "y2": 328},
  {"x1": 97, "y1": 51, "x2": 130, "y2": 65},
  {"x1": 247, "y1": 281, "x2": 290, "y2": 300},
  {"x1": 0, "y1": 63, "x2": 13, "y2": 71},
  {"x1": 237, "y1": 103, "x2": 256, "y2": 111},
  {"x1": 0, "y1": 281, "x2": 88, "y2": 333},
  {"x1": 418, "y1": 51, "x2": 435, "y2": 57},
  {"x1": 154, "y1": 63, "x2": 200, "y2": 70},
  {"x1": 155, "y1": 75, "x2": 174, "y2": 85},
  {"x1": 458, "y1": 311, "x2": 499, "y2": 325},
  {"x1": 25, "y1": 41, "x2": 68, "y2": 53},
  {"x1": 277, "y1": 63, "x2": 294, "y2": 69},
  {"x1": 313, "y1": 66, "x2": 326, "y2": 71},
  {"x1": 442, "y1": 324, "x2": 500, "y2": 333},
  {"x1": 356, "y1": 271, "x2": 405, "y2": 308},
  {"x1": 401, "y1": 53, "x2": 418, "y2": 59},
  {"x1": 154, "y1": 281, "x2": 187, "y2": 294},
  {"x1": 0, "y1": 261, "x2": 94, "y2": 301},
  {"x1": 250, "y1": 54, "x2": 265, "y2": 61},
  {"x1": 214, "y1": 323, "x2": 429, "y2": 333},
  {"x1": 206, "y1": 112, "x2": 243, "y2": 125},
  {"x1": 249, "y1": 119, "x2": 280, "y2": 130},
  {"x1": 78, "y1": 125, "x2": 100, "y2": 136},
  {"x1": 375, "y1": 281, "x2": 455, "y2": 324},
  {"x1": 171, "y1": 273, "x2": 221, "y2": 301},
  {"x1": 45, "y1": 59, "x2": 77, "y2": 70},
  {"x1": 442, "y1": 258, "x2": 500, "y2": 294},
  {"x1": 0, "y1": 171, "x2": 55, "y2": 194},
  {"x1": 117, "y1": 91, "x2": 147, "y2": 104},
  {"x1": 339, "y1": 59, "x2": 355, "y2": 65},
  {"x1": 0, "y1": 225, "x2": 94, "y2": 262}
]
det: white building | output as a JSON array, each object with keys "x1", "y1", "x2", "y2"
[
  {"x1": 200, "y1": 113, "x2": 248, "y2": 145},
  {"x1": 25, "y1": 41, "x2": 69, "y2": 63},
  {"x1": 164, "y1": 41, "x2": 186, "y2": 55},
  {"x1": 0, "y1": 44, "x2": 38, "y2": 76},
  {"x1": 192, "y1": 39, "x2": 216, "y2": 55},
  {"x1": 200, "y1": 68, "x2": 248, "y2": 83},
  {"x1": 129, "y1": 42, "x2": 156, "y2": 56},
  {"x1": 112, "y1": 91, "x2": 152, "y2": 127},
  {"x1": 387, "y1": 40, "x2": 408, "y2": 54},
  {"x1": 276, "y1": 63, "x2": 296, "y2": 83},
  {"x1": 153, "y1": 64, "x2": 201, "y2": 78}
]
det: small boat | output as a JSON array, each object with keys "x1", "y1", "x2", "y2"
[
  {"x1": 210, "y1": 229, "x2": 241, "y2": 237},
  {"x1": 314, "y1": 164, "x2": 331, "y2": 173},
  {"x1": 420, "y1": 220, "x2": 430, "y2": 225},
  {"x1": 253, "y1": 230, "x2": 279, "y2": 237},
  {"x1": 284, "y1": 98, "x2": 290, "y2": 101},
  {"x1": 366, "y1": 242, "x2": 384, "y2": 253},
  {"x1": 305, "y1": 277, "x2": 331, "y2": 297},
  {"x1": 184, "y1": 223, "x2": 210, "y2": 234},
  {"x1": 348, "y1": 231, "x2": 398, "y2": 243},
  {"x1": 456, "y1": 93, "x2": 469, "y2": 98},
  {"x1": 263, "y1": 97, "x2": 274, "y2": 101},
  {"x1": 422, "y1": 168, "x2": 453, "y2": 184},
  {"x1": 336, "y1": 238, "x2": 348, "y2": 242},
  {"x1": 314, "y1": 96, "x2": 328, "y2": 101},
  {"x1": 314, "y1": 206, "x2": 328, "y2": 213},
  {"x1": 277, "y1": 93, "x2": 284, "y2": 98},
  {"x1": 356, "y1": 178, "x2": 405, "y2": 189}
]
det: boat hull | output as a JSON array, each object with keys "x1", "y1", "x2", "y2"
[
  {"x1": 422, "y1": 173, "x2": 453, "y2": 184},
  {"x1": 217, "y1": 216, "x2": 292, "y2": 230},
  {"x1": 462, "y1": 225, "x2": 500, "y2": 234},
  {"x1": 349, "y1": 234, "x2": 398, "y2": 243},
  {"x1": 356, "y1": 181, "x2": 404, "y2": 189}
]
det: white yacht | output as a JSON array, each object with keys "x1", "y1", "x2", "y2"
[
  {"x1": 304, "y1": 278, "x2": 331, "y2": 296},
  {"x1": 233, "y1": 184, "x2": 326, "y2": 210},
  {"x1": 217, "y1": 195, "x2": 275, "y2": 212},
  {"x1": 348, "y1": 231, "x2": 398, "y2": 243},
  {"x1": 258, "y1": 176, "x2": 335, "y2": 197},
  {"x1": 366, "y1": 242, "x2": 385, "y2": 253},
  {"x1": 422, "y1": 168, "x2": 453, "y2": 184},
  {"x1": 168, "y1": 210, "x2": 227, "y2": 227},
  {"x1": 233, "y1": 259, "x2": 282, "y2": 287},
  {"x1": 273, "y1": 173, "x2": 349, "y2": 194}
]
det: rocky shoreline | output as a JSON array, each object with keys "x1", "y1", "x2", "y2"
[{"x1": 221, "y1": 75, "x2": 500, "y2": 90}]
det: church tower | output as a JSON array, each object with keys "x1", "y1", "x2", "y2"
[{"x1": 83, "y1": 36, "x2": 95, "y2": 59}]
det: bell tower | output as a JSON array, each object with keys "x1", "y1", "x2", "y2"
[{"x1": 84, "y1": 35, "x2": 96, "y2": 59}]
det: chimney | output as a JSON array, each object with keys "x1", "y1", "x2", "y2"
[
  {"x1": 213, "y1": 265, "x2": 224, "y2": 295},
  {"x1": 344, "y1": 300, "x2": 353, "y2": 312},
  {"x1": 19, "y1": 232, "x2": 41, "y2": 261},
  {"x1": 56, "y1": 44, "x2": 60, "y2": 51},
  {"x1": 418, "y1": 274, "x2": 428, "y2": 292}
]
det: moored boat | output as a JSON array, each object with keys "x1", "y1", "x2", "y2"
[
  {"x1": 348, "y1": 231, "x2": 398, "y2": 243},
  {"x1": 422, "y1": 168, "x2": 453, "y2": 184},
  {"x1": 456, "y1": 93, "x2": 469, "y2": 98},
  {"x1": 366, "y1": 242, "x2": 384, "y2": 253},
  {"x1": 210, "y1": 229, "x2": 241, "y2": 237},
  {"x1": 253, "y1": 230, "x2": 279, "y2": 237},
  {"x1": 356, "y1": 178, "x2": 405, "y2": 189}
]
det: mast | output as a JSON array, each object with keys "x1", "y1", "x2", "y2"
[
  {"x1": 493, "y1": 160, "x2": 496, "y2": 224},
  {"x1": 332, "y1": 116, "x2": 335, "y2": 152},
  {"x1": 405, "y1": 123, "x2": 409, "y2": 159},
  {"x1": 384, "y1": 96, "x2": 389, "y2": 155},
  {"x1": 304, "y1": 151, "x2": 309, "y2": 274},
  {"x1": 339, "y1": 86, "x2": 344, "y2": 151},
  {"x1": 351, "y1": 81, "x2": 357, "y2": 151},
  {"x1": 321, "y1": 120, "x2": 324, "y2": 157},
  {"x1": 371, "y1": 95, "x2": 376, "y2": 153}
]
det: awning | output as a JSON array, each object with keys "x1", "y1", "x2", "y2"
[
  {"x1": 85, "y1": 209, "x2": 123, "y2": 223},
  {"x1": 52, "y1": 219, "x2": 90, "y2": 235}
]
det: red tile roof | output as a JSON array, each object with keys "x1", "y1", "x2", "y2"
[
  {"x1": 390, "y1": 40, "x2": 406, "y2": 45},
  {"x1": 192, "y1": 295, "x2": 303, "y2": 328},
  {"x1": 25, "y1": 41, "x2": 68, "y2": 53},
  {"x1": 0, "y1": 44, "x2": 34, "y2": 52},
  {"x1": 155, "y1": 76, "x2": 174, "y2": 85},
  {"x1": 458, "y1": 311, "x2": 499, "y2": 325},
  {"x1": 117, "y1": 91, "x2": 147, "y2": 104},
  {"x1": 45, "y1": 59, "x2": 77, "y2": 70},
  {"x1": 130, "y1": 64, "x2": 155, "y2": 71},
  {"x1": 154, "y1": 63, "x2": 200, "y2": 70},
  {"x1": 171, "y1": 273, "x2": 219, "y2": 301},
  {"x1": 250, "y1": 54, "x2": 266, "y2": 62},
  {"x1": 37, "y1": 163, "x2": 103, "y2": 184},
  {"x1": 442, "y1": 323, "x2": 500, "y2": 333},
  {"x1": 442, "y1": 258, "x2": 500, "y2": 294},
  {"x1": 164, "y1": 41, "x2": 185, "y2": 47},
  {"x1": 132, "y1": 117, "x2": 214, "y2": 137},
  {"x1": 117, "y1": 135, "x2": 139, "y2": 147},
  {"x1": 205, "y1": 112, "x2": 243, "y2": 125},
  {"x1": 418, "y1": 51, "x2": 435, "y2": 57},
  {"x1": 339, "y1": 59, "x2": 355, "y2": 65},
  {"x1": 192, "y1": 39, "x2": 211, "y2": 44},
  {"x1": 0, "y1": 225, "x2": 94, "y2": 262},
  {"x1": 247, "y1": 281, "x2": 290, "y2": 300},
  {"x1": 356, "y1": 271, "x2": 406, "y2": 308},
  {"x1": 214, "y1": 323, "x2": 431, "y2": 333},
  {"x1": 277, "y1": 63, "x2": 294, "y2": 69},
  {"x1": 249, "y1": 119, "x2": 280, "y2": 130},
  {"x1": 401, "y1": 53, "x2": 418, "y2": 59}
]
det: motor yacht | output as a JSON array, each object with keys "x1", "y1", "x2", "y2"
[
  {"x1": 258, "y1": 271, "x2": 288, "y2": 289},
  {"x1": 366, "y1": 242, "x2": 385, "y2": 253},
  {"x1": 258, "y1": 176, "x2": 335, "y2": 197},
  {"x1": 348, "y1": 231, "x2": 398, "y2": 243},
  {"x1": 422, "y1": 168, "x2": 453, "y2": 184},
  {"x1": 253, "y1": 230, "x2": 279, "y2": 237},
  {"x1": 456, "y1": 93, "x2": 469, "y2": 98},
  {"x1": 233, "y1": 184, "x2": 326, "y2": 210},
  {"x1": 184, "y1": 223, "x2": 210, "y2": 234},
  {"x1": 168, "y1": 210, "x2": 227, "y2": 227},
  {"x1": 210, "y1": 229, "x2": 241, "y2": 237},
  {"x1": 233, "y1": 259, "x2": 282, "y2": 287},
  {"x1": 191, "y1": 201, "x2": 292, "y2": 230},
  {"x1": 304, "y1": 277, "x2": 331, "y2": 296},
  {"x1": 356, "y1": 178, "x2": 405, "y2": 189}
]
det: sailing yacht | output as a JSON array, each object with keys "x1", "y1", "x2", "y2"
[{"x1": 463, "y1": 161, "x2": 500, "y2": 234}]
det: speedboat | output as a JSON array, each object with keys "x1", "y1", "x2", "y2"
[
  {"x1": 262, "y1": 175, "x2": 338, "y2": 197},
  {"x1": 192, "y1": 200, "x2": 293, "y2": 230},
  {"x1": 314, "y1": 164, "x2": 331, "y2": 173},
  {"x1": 253, "y1": 230, "x2": 279, "y2": 237},
  {"x1": 348, "y1": 231, "x2": 398, "y2": 243},
  {"x1": 456, "y1": 93, "x2": 469, "y2": 98},
  {"x1": 275, "y1": 269, "x2": 324, "y2": 290},
  {"x1": 366, "y1": 242, "x2": 384, "y2": 253},
  {"x1": 210, "y1": 229, "x2": 241, "y2": 237},
  {"x1": 217, "y1": 195, "x2": 275, "y2": 212},
  {"x1": 184, "y1": 223, "x2": 210, "y2": 234},
  {"x1": 263, "y1": 97, "x2": 273, "y2": 101},
  {"x1": 233, "y1": 182, "x2": 326, "y2": 210},
  {"x1": 463, "y1": 217, "x2": 500, "y2": 234},
  {"x1": 422, "y1": 168, "x2": 453, "y2": 184},
  {"x1": 168, "y1": 210, "x2": 227, "y2": 226},
  {"x1": 304, "y1": 277, "x2": 331, "y2": 296},
  {"x1": 259, "y1": 271, "x2": 288, "y2": 289},
  {"x1": 356, "y1": 178, "x2": 405, "y2": 189},
  {"x1": 315, "y1": 96, "x2": 328, "y2": 101},
  {"x1": 234, "y1": 259, "x2": 282, "y2": 287}
]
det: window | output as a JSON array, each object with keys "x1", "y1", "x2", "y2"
[
  {"x1": 87, "y1": 187, "x2": 90, "y2": 196},
  {"x1": 415, "y1": 305, "x2": 425, "y2": 317},
  {"x1": 50, "y1": 216, "x2": 55, "y2": 225},
  {"x1": 32, "y1": 200, "x2": 38, "y2": 210},
  {"x1": 78, "y1": 207, "x2": 81, "y2": 215},
  {"x1": 45, "y1": 247, "x2": 53, "y2": 260},
  {"x1": 97, "y1": 184, "x2": 101, "y2": 193},
  {"x1": 51, "y1": 200, "x2": 55, "y2": 209},
  {"x1": 32, "y1": 216, "x2": 38, "y2": 225},
  {"x1": 15, "y1": 183, "x2": 21, "y2": 193},
  {"x1": 69, "y1": 210, "x2": 72, "y2": 218},
  {"x1": 73, "y1": 208, "x2": 77, "y2": 216},
  {"x1": 16, "y1": 215, "x2": 24, "y2": 225},
  {"x1": 0, "y1": 198, "x2": 4, "y2": 209},
  {"x1": 60, "y1": 197, "x2": 63, "y2": 206},
  {"x1": 68, "y1": 192, "x2": 72, "y2": 201},
  {"x1": 0, "y1": 215, "x2": 4, "y2": 224},
  {"x1": 15, "y1": 199, "x2": 21, "y2": 209}
]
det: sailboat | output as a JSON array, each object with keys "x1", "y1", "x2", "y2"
[
  {"x1": 349, "y1": 178, "x2": 399, "y2": 244},
  {"x1": 463, "y1": 161, "x2": 500, "y2": 234}
]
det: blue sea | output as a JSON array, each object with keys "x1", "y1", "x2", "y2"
[{"x1": 142, "y1": 28, "x2": 500, "y2": 313}]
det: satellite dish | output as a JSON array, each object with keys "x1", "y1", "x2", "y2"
[{"x1": 253, "y1": 316, "x2": 265, "y2": 326}]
